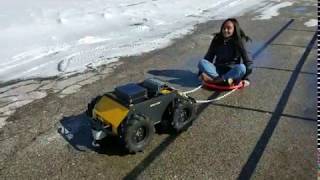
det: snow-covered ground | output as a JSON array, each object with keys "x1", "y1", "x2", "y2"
[{"x1": 0, "y1": 0, "x2": 298, "y2": 83}]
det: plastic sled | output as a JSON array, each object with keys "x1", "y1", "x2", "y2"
[{"x1": 203, "y1": 80, "x2": 250, "y2": 91}]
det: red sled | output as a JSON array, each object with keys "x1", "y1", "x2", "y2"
[{"x1": 203, "y1": 80, "x2": 250, "y2": 91}]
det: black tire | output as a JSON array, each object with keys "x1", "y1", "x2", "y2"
[
  {"x1": 157, "y1": 103, "x2": 174, "y2": 133},
  {"x1": 171, "y1": 99, "x2": 195, "y2": 133},
  {"x1": 123, "y1": 115, "x2": 155, "y2": 153}
]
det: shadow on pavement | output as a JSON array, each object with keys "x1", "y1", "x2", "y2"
[
  {"x1": 148, "y1": 69, "x2": 200, "y2": 88},
  {"x1": 57, "y1": 113, "x2": 180, "y2": 156},
  {"x1": 123, "y1": 135, "x2": 178, "y2": 180},
  {"x1": 57, "y1": 113, "x2": 128, "y2": 156},
  {"x1": 237, "y1": 31, "x2": 317, "y2": 180}
]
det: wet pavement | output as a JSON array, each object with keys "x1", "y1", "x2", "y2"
[{"x1": 0, "y1": 1, "x2": 317, "y2": 180}]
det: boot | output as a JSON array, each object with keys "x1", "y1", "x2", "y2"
[
  {"x1": 227, "y1": 78, "x2": 233, "y2": 86},
  {"x1": 200, "y1": 73, "x2": 214, "y2": 82}
]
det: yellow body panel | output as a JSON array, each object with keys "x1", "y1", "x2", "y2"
[
  {"x1": 93, "y1": 96, "x2": 129, "y2": 134},
  {"x1": 160, "y1": 89, "x2": 172, "y2": 94}
]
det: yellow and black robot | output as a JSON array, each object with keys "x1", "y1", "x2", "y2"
[{"x1": 86, "y1": 78, "x2": 196, "y2": 153}]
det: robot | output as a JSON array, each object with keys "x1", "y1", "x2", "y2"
[{"x1": 86, "y1": 78, "x2": 196, "y2": 153}]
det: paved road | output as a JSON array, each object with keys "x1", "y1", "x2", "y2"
[{"x1": 0, "y1": 2, "x2": 317, "y2": 180}]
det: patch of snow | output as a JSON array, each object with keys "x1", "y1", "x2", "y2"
[
  {"x1": 304, "y1": 19, "x2": 317, "y2": 27},
  {"x1": 0, "y1": 100, "x2": 33, "y2": 114},
  {"x1": 253, "y1": 1, "x2": 293, "y2": 20},
  {"x1": 78, "y1": 36, "x2": 109, "y2": 45},
  {"x1": 0, "y1": 83, "x2": 41, "y2": 98},
  {"x1": 0, "y1": 116, "x2": 8, "y2": 129},
  {"x1": 59, "y1": 84, "x2": 82, "y2": 97}
]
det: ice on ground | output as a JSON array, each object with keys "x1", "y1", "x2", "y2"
[
  {"x1": 253, "y1": 1, "x2": 294, "y2": 20},
  {"x1": 0, "y1": 117, "x2": 8, "y2": 129},
  {"x1": 0, "y1": 84, "x2": 42, "y2": 98},
  {"x1": 59, "y1": 85, "x2": 82, "y2": 98},
  {"x1": 0, "y1": 100, "x2": 33, "y2": 115},
  {"x1": 78, "y1": 36, "x2": 110, "y2": 45},
  {"x1": 304, "y1": 19, "x2": 317, "y2": 27}
]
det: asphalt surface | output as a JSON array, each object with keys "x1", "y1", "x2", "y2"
[{"x1": 0, "y1": 2, "x2": 317, "y2": 180}]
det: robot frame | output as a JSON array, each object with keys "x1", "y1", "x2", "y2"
[{"x1": 86, "y1": 78, "x2": 196, "y2": 153}]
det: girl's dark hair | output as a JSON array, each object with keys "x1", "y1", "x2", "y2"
[{"x1": 214, "y1": 18, "x2": 251, "y2": 52}]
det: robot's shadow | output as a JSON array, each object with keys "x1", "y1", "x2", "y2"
[
  {"x1": 57, "y1": 113, "x2": 181, "y2": 156},
  {"x1": 58, "y1": 113, "x2": 128, "y2": 156},
  {"x1": 147, "y1": 69, "x2": 200, "y2": 88}
]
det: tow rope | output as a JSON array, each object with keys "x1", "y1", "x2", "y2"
[{"x1": 180, "y1": 80, "x2": 249, "y2": 104}]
